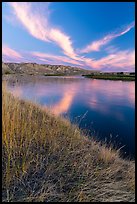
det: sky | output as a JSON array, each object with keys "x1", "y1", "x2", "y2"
[{"x1": 2, "y1": 2, "x2": 135, "y2": 72}]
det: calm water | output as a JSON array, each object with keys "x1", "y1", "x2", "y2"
[{"x1": 6, "y1": 76, "x2": 135, "y2": 159}]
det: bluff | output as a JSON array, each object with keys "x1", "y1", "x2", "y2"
[{"x1": 2, "y1": 62, "x2": 96, "y2": 76}]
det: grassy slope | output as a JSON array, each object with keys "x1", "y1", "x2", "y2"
[{"x1": 2, "y1": 84, "x2": 135, "y2": 202}]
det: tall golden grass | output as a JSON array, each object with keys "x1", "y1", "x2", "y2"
[{"x1": 2, "y1": 83, "x2": 135, "y2": 202}]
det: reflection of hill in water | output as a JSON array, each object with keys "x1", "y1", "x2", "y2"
[{"x1": 3, "y1": 75, "x2": 86, "y2": 86}]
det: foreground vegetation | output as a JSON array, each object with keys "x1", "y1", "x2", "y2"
[
  {"x1": 2, "y1": 84, "x2": 135, "y2": 202},
  {"x1": 83, "y1": 74, "x2": 135, "y2": 81}
]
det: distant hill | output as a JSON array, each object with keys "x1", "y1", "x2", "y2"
[{"x1": 2, "y1": 62, "x2": 96, "y2": 76}]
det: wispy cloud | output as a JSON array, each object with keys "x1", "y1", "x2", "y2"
[
  {"x1": 80, "y1": 22, "x2": 135, "y2": 53},
  {"x1": 85, "y1": 49, "x2": 135, "y2": 71},
  {"x1": 2, "y1": 45, "x2": 135, "y2": 72},
  {"x1": 32, "y1": 49, "x2": 135, "y2": 71},
  {"x1": 97, "y1": 50, "x2": 135, "y2": 69},
  {"x1": 8, "y1": 2, "x2": 77, "y2": 59},
  {"x1": 8, "y1": 2, "x2": 50, "y2": 41},
  {"x1": 2, "y1": 45, "x2": 23, "y2": 62},
  {"x1": 105, "y1": 45, "x2": 119, "y2": 54},
  {"x1": 32, "y1": 52, "x2": 83, "y2": 66},
  {"x1": 4, "y1": 3, "x2": 135, "y2": 72}
]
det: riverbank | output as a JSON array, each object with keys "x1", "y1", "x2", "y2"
[
  {"x1": 83, "y1": 74, "x2": 135, "y2": 81},
  {"x1": 2, "y1": 84, "x2": 135, "y2": 202}
]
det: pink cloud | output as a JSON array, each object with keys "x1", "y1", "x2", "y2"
[
  {"x1": 2, "y1": 45, "x2": 23, "y2": 61},
  {"x1": 96, "y1": 50, "x2": 135, "y2": 69},
  {"x1": 32, "y1": 49, "x2": 135, "y2": 72},
  {"x1": 2, "y1": 45, "x2": 135, "y2": 72},
  {"x1": 105, "y1": 46, "x2": 119, "y2": 54},
  {"x1": 7, "y1": 3, "x2": 135, "y2": 72},
  {"x1": 80, "y1": 22, "x2": 135, "y2": 53},
  {"x1": 32, "y1": 52, "x2": 84, "y2": 66},
  {"x1": 85, "y1": 50, "x2": 135, "y2": 71},
  {"x1": 8, "y1": 2, "x2": 50, "y2": 41},
  {"x1": 8, "y1": 2, "x2": 77, "y2": 59},
  {"x1": 49, "y1": 28, "x2": 77, "y2": 59}
]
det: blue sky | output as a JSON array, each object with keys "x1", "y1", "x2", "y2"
[{"x1": 2, "y1": 2, "x2": 135, "y2": 71}]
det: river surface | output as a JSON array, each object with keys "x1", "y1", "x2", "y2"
[{"x1": 6, "y1": 75, "x2": 135, "y2": 159}]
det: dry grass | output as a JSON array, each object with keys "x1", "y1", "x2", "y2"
[{"x1": 2, "y1": 83, "x2": 135, "y2": 202}]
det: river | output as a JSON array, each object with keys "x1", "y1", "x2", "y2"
[{"x1": 5, "y1": 75, "x2": 135, "y2": 159}]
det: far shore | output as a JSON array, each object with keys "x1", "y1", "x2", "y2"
[
  {"x1": 82, "y1": 74, "x2": 135, "y2": 81},
  {"x1": 2, "y1": 72, "x2": 135, "y2": 82}
]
